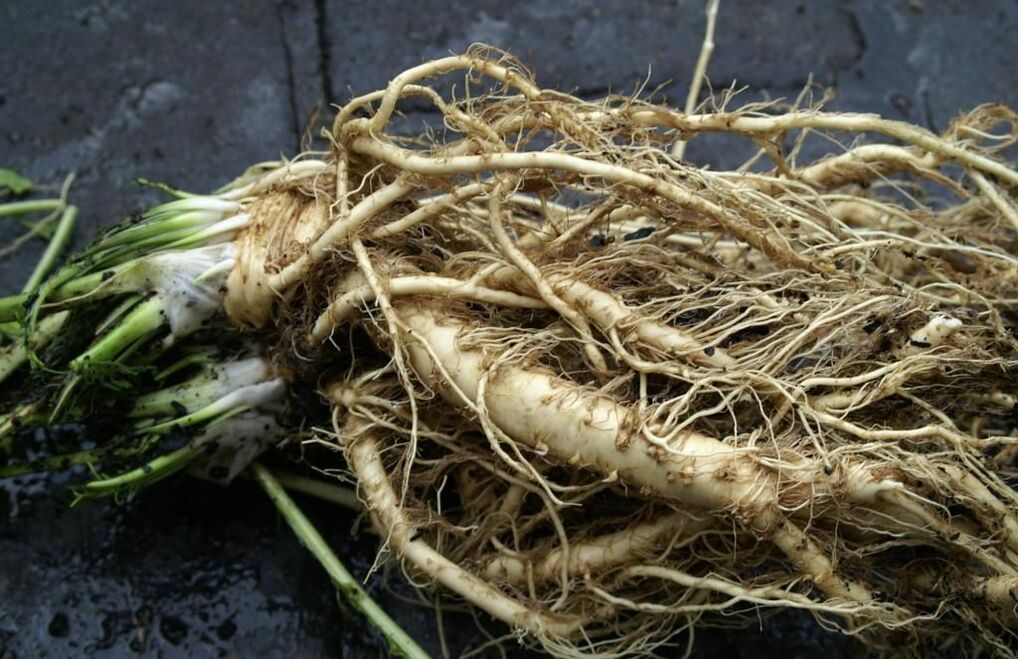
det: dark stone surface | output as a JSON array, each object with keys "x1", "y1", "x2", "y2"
[{"x1": 1, "y1": 0, "x2": 1016, "y2": 656}]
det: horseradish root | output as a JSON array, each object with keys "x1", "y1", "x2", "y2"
[{"x1": 3, "y1": 45, "x2": 1017, "y2": 656}]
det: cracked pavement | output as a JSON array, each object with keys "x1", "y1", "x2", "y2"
[{"x1": 1, "y1": 1, "x2": 1017, "y2": 656}]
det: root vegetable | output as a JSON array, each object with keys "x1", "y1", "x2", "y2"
[
  {"x1": 390, "y1": 302, "x2": 877, "y2": 604},
  {"x1": 3, "y1": 43, "x2": 1017, "y2": 658}
]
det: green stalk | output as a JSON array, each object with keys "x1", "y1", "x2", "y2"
[
  {"x1": 63, "y1": 262, "x2": 148, "y2": 302},
  {"x1": 0, "y1": 310, "x2": 68, "y2": 383},
  {"x1": 22, "y1": 205, "x2": 78, "y2": 293},
  {"x1": 49, "y1": 375, "x2": 81, "y2": 423},
  {"x1": 0, "y1": 202, "x2": 229, "y2": 324},
  {"x1": 263, "y1": 470, "x2": 361, "y2": 511},
  {"x1": 6, "y1": 205, "x2": 224, "y2": 325},
  {"x1": 0, "y1": 294, "x2": 27, "y2": 323},
  {"x1": 70, "y1": 296, "x2": 165, "y2": 371},
  {"x1": 0, "y1": 447, "x2": 106, "y2": 479},
  {"x1": 20, "y1": 264, "x2": 82, "y2": 330},
  {"x1": 0, "y1": 403, "x2": 44, "y2": 453},
  {"x1": 6, "y1": 260, "x2": 149, "y2": 326},
  {"x1": 46, "y1": 296, "x2": 166, "y2": 415},
  {"x1": 142, "y1": 398, "x2": 247, "y2": 434},
  {"x1": 92, "y1": 294, "x2": 143, "y2": 336},
  {"x1": 79, "y1": 443, "x2": 200, "y2": 497},
  {"x1": 130, "y1": 364, "x2": 225, "y2": 417},
  {"x1": 154, "y1": 350, "x2": 214, "y2": 382},
  {"x1": 0, "y1": 342, "x2": 25, "y2": 381},
  {"x1": 0, "y1": 199, "x2": 63, "y2": 218},
  {"x1": 251, "y1": 463, "x2": 428, "y2": 659},
  {"x1": 134, "y1": 177, "x2": 194, "y2": 198},
  {"x1": 90, "y1": 210, "x2": 221, "y2": 254}
]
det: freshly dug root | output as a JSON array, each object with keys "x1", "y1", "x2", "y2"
[
  {"x1": 332, "y1": 400, "x2": 896, "y2": 656},
  {"x1": 481, "y1": 512, "x2": 712, "y2": 585},
  {"x1": 339, "y1": 417, "x2": 591, "y2": 640},
  {"x1": 293, "y1": 46, "x2": 1017, "y2": 655},
  {"x1": 4, "y1": 44, "x2": 1018, "y2": 657},
  {"x1": 482, "y1": 261, "x2": 738, "y2": 370},
  {"x1": 391, "y1": 302, "x2": 878, "y2": 603},
  {"x1": 318, "y1": 300, "x2": 1016, "y2": 653},
  {"x1": 310, "y1": 274, "x2": 547, "y2": 344}
]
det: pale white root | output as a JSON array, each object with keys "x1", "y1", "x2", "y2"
[
  {"x1": 337, "y1": 417, "x2": 592, "y2": 640},
  {"x1": 605, "y1": 108, "x2": 1018, "y2": 186},
  {"x1": 971, "y1": 576, "x2": 1018, "y2": 615},
  {"x1": 487, "y1": 183, "x2": 608, "y2": 375},
  {"x1": 226, "y1": 190, "x2": 332, "y2": 326},
  {"x1": 483, "y1": 512, "x2": 712, "y2": 584},
  {"x1": 809, "y1": 312, "x2": 964, "y2": 414},
  {"x1": 483, "y1": 263, "x2": 737, "y2": 369},
  {"x1": 671, "y1": 0, "x2": 720, "y2": 160},
  {"x1": 309, "y1": 275, "x2": 547, "y2": 344},
  {"x1": 785, "y1": 145, "x2": 941, "y2": 190},
  {"x1": 349, "y1": 137, "x2": 815, "y2": 272},
  {"x1": 193, "y1": 48, "x2": 1018, "y2": 655},
  {"x1": 221, "y1": 159, "x2": 330, "y2": 201},
  {"x1": 392, "y1": 301, "x2": 878, "y2": 605}
]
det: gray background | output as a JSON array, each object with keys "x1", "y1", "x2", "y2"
[{"x1": 2, "y1": 0, "x2": 1016, "y2": 656}]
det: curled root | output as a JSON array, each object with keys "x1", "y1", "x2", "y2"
[
  {"x1": 337, "y1": 416, "x2": 591, "y2": 640},
  {"x1": 231, "y1": 47, "x2": 1018, "y2": 655},
  {"x1": 8, "y1": 38, "x2": 1018, "y2": 658}
]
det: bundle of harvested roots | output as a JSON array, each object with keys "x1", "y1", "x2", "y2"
[{"x1": 2, "y1": 46, "x2": 1018, "y2": 656}]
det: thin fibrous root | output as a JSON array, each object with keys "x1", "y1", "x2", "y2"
[
  {"x1": 483, "y1": 511, "x2": 712, "y2": 585},
  {"x1": 390, "y1": 301, "x2": 880, "y2": 606},
  {"x1": 348, "y1": 137, "x2": 818, "y2": 273},
  {"x1": 335, "y1": 415, "x2": 593, "y2": 641}
]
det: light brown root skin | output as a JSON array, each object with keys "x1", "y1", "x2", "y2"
[
  {"x1": 973, "y1": 576, "x2": 1018, "y2": 616},
  {"x1": 199, "y1": 48, "x2": 1018, "y2": 655},
  {"x1": 226, "y1": 190, "x2": 331, "y2": 328},
  {"x1": 310, "y1": 274, "x2": 547, "y2": 344},
  {"x1": 349, "y1": 137, "x2": 819, "y2": 273},
  {"x1": 483, "y1": 512, "x2": 711, "y2": 584},
  {"x1": 338, "y1": 418, "x2": 591, "y2": 639},
  {"x1": 393, "y1": 301, "x2": 878, "y2": 605},
  {"x1": 484, "y1": 264, "x2": 737, "y2": 369}
]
